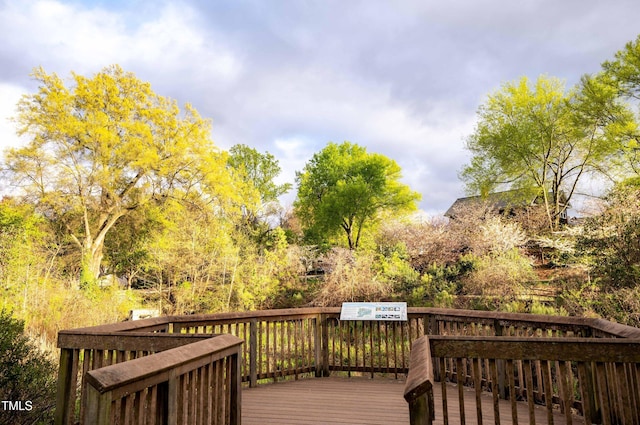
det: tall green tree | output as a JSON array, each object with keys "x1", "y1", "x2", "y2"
[
  {"x1": 602, "y1": 34, "x2": 640, "y2": 100},
  {"x1": 227, "y1": 144, "x2": 291, "y2": 205},
  {"x1": 4, "y1": 65, "x2": 237, "y2": 285},
  {"x1": 295, "y1": 142, "x2": 420, "y2": 249},
  {"x1": 462, "y1": 75, "x2": 626, "y2": 229},
  {"x1": 227, "y1": 144, "x2": 291, "y2": 242},
  {"x1": 599, "y1": 35, "x2": 640, "y2": 176}
]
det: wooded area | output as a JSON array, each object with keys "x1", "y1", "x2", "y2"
[{"x1": 2, "y1": 33, "x2": 640, "y2": 425}]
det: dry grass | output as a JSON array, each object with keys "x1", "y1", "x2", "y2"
[{"x1": 312, "y1": 248, "x2": 391, "y2": 307}]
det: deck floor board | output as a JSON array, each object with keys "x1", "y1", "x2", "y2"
[{"x1": 241, "y1": 376, "x2": 585, "y2": 425}]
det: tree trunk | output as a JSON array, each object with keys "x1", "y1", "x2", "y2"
[
  {"x1": 78, "y1": 207, "x2": 126, "y2": 288},
  {"x1": 80, "y1": 244, "x2": 103, "y2": 288}
]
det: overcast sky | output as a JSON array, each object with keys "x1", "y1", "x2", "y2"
[{"x1": 1, "y1": 0, "x2": 639, "y2": 215}]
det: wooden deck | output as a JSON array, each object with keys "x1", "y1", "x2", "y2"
[{"x1": 241, "y1": 377, "x2": 585, "y2": 425}]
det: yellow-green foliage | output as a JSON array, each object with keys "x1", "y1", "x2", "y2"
[
  {"x1": 0, "y1": 198, "x2": 142, "y2": 347},
  {"x1": 461, "y1": 250, "x2": 535, "y2": 297},
  {"x1": 7, "y1": 65, "x2": 241, "y2": 284}
]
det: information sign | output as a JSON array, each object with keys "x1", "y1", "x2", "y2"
[{"x1": 339, "y1": 302, "x2": 407, "y2": 321}]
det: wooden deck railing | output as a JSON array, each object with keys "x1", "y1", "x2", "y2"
[
  {"x1": 406, "y1": 335, "x2": 640, "y2": 425},
  {"x1": 404, "y1": 336, "x2": 435, "y2": 425},
  {"x1": 85, "y1": 334, "x2": 242, "y2": 425},
  {"x1": 56, "y1": 307, "x2": 640, "y2": 425}
]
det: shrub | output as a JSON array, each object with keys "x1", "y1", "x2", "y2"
[
  {"x1": 0, "y1": 310, "x2": 56, "y2": 425},
  {"x1": 579, "y1": 206, "x2": 640, "y2": 290},
  {"x1": 377, "y1": 218, "x2": 460, "y2": 270},
  {"x1": 312, "y1": 248, "x2": 391, "y2": 306},
  {"x1": 377, "y1": 249, "x2": 420, "y2": 292},
  {"x1": 559, "y1": 281, "x2": 640, "y2": 327},
  {"x1": 461, "y1": 250, "x2": 535, "y2": 297},
  {"x1": 412, "y1": 263, "x2": 465, "y2": 307}
]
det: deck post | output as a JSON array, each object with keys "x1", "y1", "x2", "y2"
[
  {"x1": 249, "y1": 318, "x2": 258, "y2": 387},
  {"x1": 54, "y1": 348, "x2": 76, "y2": 425},
  {"x1": 230, "y1": 351, "x2": 242, "y2": 425},
  {"x1": 84, "y1": 385, "x2": 111, "y2": 425},
  {"x1": 405, "y1": 336, "x2": 435, "y2": 425},
  {"x1": 408, "y1": 392, "x2": 434, "y2": 425}
]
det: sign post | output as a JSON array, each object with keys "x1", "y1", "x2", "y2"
[{"x1": 339, "y1": 302, "x2": 407, "y2": 321}]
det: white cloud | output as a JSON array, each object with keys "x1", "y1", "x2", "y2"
[
  {"x1": 0, "y1": 1, "x2": 242, "y2": 85},
  {"x1": 130, "y1": 4, "x2": 243, "y2": 85},
  {"x1": 0, "y1": 83, "x2": 28, "y2": 156},
  {"x1": 1, "y1": 0, "x2": 640, "y2": 213}
]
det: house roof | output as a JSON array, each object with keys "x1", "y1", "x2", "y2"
[{"x1": 444, "y1": 189, "x2": 567, "y2": 218}]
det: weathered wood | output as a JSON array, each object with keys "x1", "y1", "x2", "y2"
[
  {"x1": 58, "y1": 305, "x2": 639, "y2": 339},
  {"x1": 429, "y1": 336, "x2": 640, "y2": 363},
  {"x1": 558, "y1": 361, "x2": 573, "y2": 425},
  {"x1": 58, "y1": 331, "x2": 215, "y2": 351},
  {"x1": 524, "y1": 360, "x2": 535, "y2": 424},
  {"x1": 84, "y1": 384, "x2": 111, "y2": 425},
  {"x1": 404, "y1": 337, "x2": 434, "y2": 402},
  {"x1": 58, "y1": 307, "x2": 640, "y2": 424},
  {"x1": 249, "y1": 318, "x2": 257, "y2": 387},
  {"x1": 542, "y1": 360, "x2": 554, "y2": 425},
  {"x1": 84, "y1": 335, "x2": 242, "y2": 425},
  {"x1": 489, "y1": 358, "x2": 501, "y2": 424},
  {"x1": 86, "y1": 335, "x2": 242, "y2": 394},
  {"x1": 230, "y1": 352, "x2": 242, "y2": 425},
  {"x1": 242, "y1": 377, "x2": 585, "y2": 425},
  {"x1": 54, "y1": 348, "x2": 75, "y2": 425}
]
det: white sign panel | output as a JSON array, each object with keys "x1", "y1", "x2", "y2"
[{"x1": 340, "y1": 302, "x2": 408, "y2": 321}]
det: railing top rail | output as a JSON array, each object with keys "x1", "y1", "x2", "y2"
[
  {"x1": 57, "y1": 306, "x2": 640, "y2": 339},
  {"x1": 404, "y1": 336, "x2": 433, "y2": 403},
  {"x1": 57, "y1": 331, "x2": 219, "y2": 350},
  {"x1": 411, "y1": 307, "x2": 592, "y2": 326},
  {"x1": 166, "y1": 307, "x2": 329, "y2": 324},
  {"x1": 58, "y1": 316, "x2": 171, "y2": 335},
  {"x1": 588, "y1": 317, "x2": 640, "y2": 338},
  {"x1": 409, "y1": 307, "x2": 640, "y2": 337},
  {"x1": 85, "y1": 334, "x2": 243, "y2": 396},
  {"x1": 429, "y1": 335, "x2": 640, "y2": 362}
]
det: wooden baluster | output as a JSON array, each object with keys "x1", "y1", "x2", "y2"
[
  {"x1": 376, "y1": 321, "x2": 382, "y2": 376},
  {"x1": 524, "y1": 360, "x2": 536, "y2": 425},
  {"x1": 558, "y1": 361, "x2": 573, "y2": 425},
  {"x1": 457, "y1": 357, "x2": 466, "y2": 425},
  {"x1": 541, "y1": 360, "x2": 554, "y2": 425},
  {"x1": 440, "y1": 360, "x2": 449, "y2": 425},
  {"x1": 577, "y1": 362, "x2": 596, "y2": 425},
  {"x1": 473, "y1": 357, "x2": 483, "y2": 425},
  {"x1": 506, "y1": 359, "x2": 518, "y2": 424},
  {"x1": 369, "y1": 321, "x2": 374, "y2": 378},
  {"x1": 489, "y1": 358, "x2": 500, "y2": 425}
]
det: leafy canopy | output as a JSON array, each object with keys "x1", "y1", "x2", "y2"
[
  {"x1": 227, "y1": 144, "x2": 292, "y2": 247},
  {"x1": 598, "y1": 35, "x2": 640, "y2": 176},
  {"x1": 602, "y1": 34, "x2": 640, "y2": 100},
  {"x1": 5, "y1": 65, "x2": 237, "y2": 283},
  {"x1": 462, "y1": 75, "x2": 630, "y2": 229},
  {"x1": 227, "y1": 144, "x2": 291, "y2": 205},
  {"x1": 294, "y1": 141, "x2": 420, "y2": 249}
]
